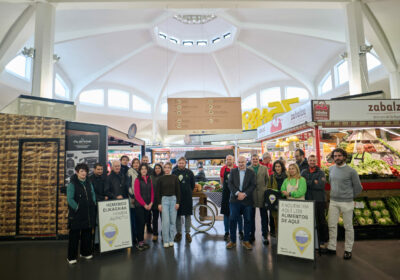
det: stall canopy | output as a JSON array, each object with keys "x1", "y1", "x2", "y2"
[
  {"x1": 108, "y1": 127, "x2": 145, "y2": 146},
  {"x1": 185, "y1": 149, "x2": 234, "y2": 160}
]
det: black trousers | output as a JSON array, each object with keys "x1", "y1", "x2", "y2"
[
  {"x1": 135, "y1": 207, "x2": 150, "y2": 242},
  {"x1": 316, "y1": 201, "x2": 329, "y2": 244},
  {"x1": 68, "y1": 228, "x2": 93, "y2": 260},
  {"x1": 250, "y1": 207, "x2": 269, "y2": 238},
  {"x1": 269, "y1": 211, "x2": 276, "y2": 234},
  {"x1": 151, "y1": 209, "x2": 160, "y2": 236}
]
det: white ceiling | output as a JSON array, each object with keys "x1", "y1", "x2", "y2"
[{"x1": 0, "y1": 0, "x2": 399, "y2": 142}]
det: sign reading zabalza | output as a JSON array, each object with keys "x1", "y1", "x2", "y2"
[
  {"x1": 278, "y1": 200, "x2": 315, "y2": 260},
  {"x1": 98, "y1": 199, "x2": 132, "y2": 253}
]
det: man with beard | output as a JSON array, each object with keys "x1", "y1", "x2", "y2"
[
  {"x1": 326, "y1": 148, "x2": 362, "y2": 260},
  {"x1": 295, "y1": 149, "x2": 309, "y2": 174},
  {"x1": 173, "y1": 157, "x2": 195, "y2": 243},
  {"x1": 106, "y1": 160, "x2": 129, "y2": 200}
]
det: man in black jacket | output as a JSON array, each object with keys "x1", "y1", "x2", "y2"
[
  {"x1": 226, "y1": 156, "x2": 256, "y2": 250},
  {"x1": 295, "y1": 148, "x2": 309, "y2": 173},
  {"x1": 90, "y1": 163, "x2": 108, "y2": 202},
  {"x1": 106, "y1": 160, "x2": 130, "y2": 200},
  {"x1": 301, "y1": 155, "x2": 329, "y2": 249}
]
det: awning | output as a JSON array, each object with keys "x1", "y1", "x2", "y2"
[
  {"x1": 185, "y1": 149, "x2": 234, "y2": 160},
  {"x1": 108, "y1": 127, "x2": 145, "y2": 146}
]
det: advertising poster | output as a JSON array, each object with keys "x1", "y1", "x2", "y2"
[
  {"x1": 277, "y1": 200, "x2": 315, "y2": 260},
  {"x1": 98, "y1": 199, "x2": 132, "y2": 253}
]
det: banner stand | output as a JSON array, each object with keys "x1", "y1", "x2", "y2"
[
  {"x1": 277, "y1": 200, "x2": 317, "y2": 269},
  {"x1": 98, "y1": 199, "x2": 132, "y2": 253}
]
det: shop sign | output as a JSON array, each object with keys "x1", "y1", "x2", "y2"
[
  {"x1": 242, "y1": 98, "x2": 300, "y2": 130},
  {"x1": 167, "y1": 97, "x2": 242, "y2": 135},
  {"x1": 257, "y1": 102, "x2": 312, "y2": 140},
  {"x1": 312, "y1": 100, "x2": 400, "y2": 122},
  {"x1": 98, "y1": 199, "x2": 132, "y2": 253},
  {"x1": 313, "y1": 101, "x2": 330, "y2": 120},
  {"x1": 278, "y1": 200, "x2": 315, "y2": 261}
]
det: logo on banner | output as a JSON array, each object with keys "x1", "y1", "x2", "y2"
[
  {"x1": 270, "y1": 118, "x2": 282, "y2": 133},
  {"x1": 102, "y1": 223, "x2": 119, "y2": 247},
  {"x1": 313, "y1": 101, "x2": 330, "y2": 120},
  {"x1": 178, "y1": 175, "x2": 183, "y2": 181},
  {"x1": 269, "y1": 194, "x2": 276, "y2": 204},
  {"x1": 292, "y1": 227, "x2": 311, "y2": 254}
]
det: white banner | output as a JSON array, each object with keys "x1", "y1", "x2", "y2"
[
  {"x1": 257, "y1": 102, "x2": 312, "y2": 140},
  {"x1": 312, "y1": 99, "x2": 400, "y2": 121},
  {"x1": 98, "y1": 199, "x2": 132, "y2": 253},
  {"x1": 277, "y1": 200, "x2": 315, "y2": 260}
]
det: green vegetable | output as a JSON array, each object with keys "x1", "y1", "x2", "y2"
[
  {"x1": 354, "y1": 209, "x2": 362, "y2": 216},
  {"x1": 357, "y1": 216, "x2": 367, "y2": 226},
  {"x1": 386, "y1": 196, "x2": 400, "y2": 223},
  {"x1": 373, "y1": 210, "x2": 381, "y2": 219},
  {"x1": 362, "y1": 209, "x2": 371, "y2": 217},
  {"x1": 381, "y1": 209, "x2": 390, "y2": 217},
  {"x1": 385, "y1": 217, "x2": 394, "y2": 225},
  {"x1": 338, "y1": 216, "x2": 344, "y2": 226},
  {"x1": 377, "y1": 218, "x2": 388, "y2": 225},
  {"x1": 369, "y1": 199, "x2": 385, "y2": 210},
  {"x1": 367, "y1": 218, "x2": 374, "y2": 225}
]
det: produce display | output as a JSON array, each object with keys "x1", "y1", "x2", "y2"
[
  {"x1": 378, "y1": 138, "x2": 400, "y2": 158},
  {"x1": 348, "y1": 159, "x2": 392, "y2": 178},
  {"x1": 386, "y1": 196, "x2": 400, "y2": 223},
  {"x1": 194, "y1": 181, "x2": 222, "y2": 192}
]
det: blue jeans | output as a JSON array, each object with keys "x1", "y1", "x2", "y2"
[
  {"x1": 229, "y1": 202, "x2": 252, "y2": 243},
  {"x1": 224, "y1": 215, "x2": 243, "y2": 234},
  {"x1": 161, "y1": 196, "x2": 178, "y2": 243}
]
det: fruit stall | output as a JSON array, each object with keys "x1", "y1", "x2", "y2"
[{"x1": 257, "y1": 99, "x2": 400, "y2": 239}]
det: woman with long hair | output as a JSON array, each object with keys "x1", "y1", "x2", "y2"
[
  {"x1": 156, "y1": 162, "x2": 180, "y2": 248},
  {"x1": 127, "y1": 158, "x2": 140, "y2": 245},
  {"x1": 134, "y1": 163, "x2": 154, "y2": 251},
  {"x1": 281, "y1": 163, "x2": 307, "y2": 200},
  {"x1": 150, "y1": 163, "x2": 164, "y2": 242}
]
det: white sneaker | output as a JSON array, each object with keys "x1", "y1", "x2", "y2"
[
  {"x1": 67, "y1": 259, "x2": 77, "y2": 264},
  {"x1": 80, "y1": 254, "x2": 93, "y2": 260},
  {"x1": 163, "y1": 243, "x2": 170, "y2": 248},
  {"x1": 169, "y1": 242, "x2": 174, "y2": 247}
]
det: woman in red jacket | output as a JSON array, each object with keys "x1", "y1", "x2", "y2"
[{"x1": 134, "y1": 163, "x2": 154, "y2": 251}]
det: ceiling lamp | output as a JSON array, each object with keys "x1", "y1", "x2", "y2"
[
  {"x1": 197, "y1": 41, "x2": 207, "y2": 46},
  {"x1": 223, "y1": 32, "x2": 231, "y2": 39},
  {"x1": 212, "y1": 37, "x2": 221, "y2": 44},
  {"x1": 183, "y1": 41, "x2": 193, "y2": 46},
  {"x1": 169, "y1": 37, "x2": 179, "y2": 44},
  {"x1": 159, "y1": 33, "x2": 167, "y2": 39},
  {"x1": 173, "y1": 14, "x2": 216, "y2": 24}
]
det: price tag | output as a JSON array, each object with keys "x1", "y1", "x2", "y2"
[{"x1": 355, "y1": 201, "x2": 365, "y2": 209}]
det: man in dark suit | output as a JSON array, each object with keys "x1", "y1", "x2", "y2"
[{"x1": 226, "y1": 156, "x2": 256, "y2": 250}]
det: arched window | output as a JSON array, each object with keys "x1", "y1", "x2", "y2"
[
  {"x1": 79, "y1": 89, "x2": 104, "y2": 106},
  {"x1": 132, "y1": 95, "x2": 151, "y2": 113},
  {"x1": 319, "y1": 73, "x2": 333, "y2": 95},
  {"x1": 335, "y1": 60, "x2": 349, "y2": 86},
  {"x1": 285, "y1": 87, "x2": 309, "y2": 101},
  {"x1": 108, "y1": 89, "x2": 130, "y2": 110},
  {"x1": 161, "y1": 102, "x2": 168, "y2": 114},
  {"x1": 260, "y1": 87, "x2": 280, "y2": 108},
  {"x1": 5, "y1": 54, "x2": 31, "y2": 80},
  {"x1": 242, "y1": 93, "x2": 257, "y2": 111},
  {"x1": 54, "y1": 74, "x2": 69, "y2": 98},
  {"x1": 367, "y1": 53, "x2": 381, "y2": 70}
]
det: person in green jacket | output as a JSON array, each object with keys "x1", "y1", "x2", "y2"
[
  {"x1": 281, "y1": 163, "x2": 307, "y2": 200},
  {"x1": 350, "y1": 144, "x2": 372, "y2": 165}
]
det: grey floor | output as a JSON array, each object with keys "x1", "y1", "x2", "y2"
[{"x1": 0, "y1": 221, "x2": 398, "y2": 280}]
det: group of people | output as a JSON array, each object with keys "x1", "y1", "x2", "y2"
[
  {"x1": 66, "y1": 147, "x2": 362, "y2": 264},
  {"x1": 66, "y1": 155, "x2": 195, "y2": 264}
]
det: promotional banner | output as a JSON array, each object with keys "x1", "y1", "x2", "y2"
[
  {"x1": 312, "y1": 99, "x2": 400, "y2": 121},
  {"x1": 257, "y1": 101, "x2": 312, "y2": 140},
  {"x1": 167, "y1": 97, "x2": 242, "y2": 135},
  {"x1": 277, "y1": 200, "x2": 315, "y2": 260},
  {"x1": 98, "y1": 199, "x2": 132, "y2": 253}
]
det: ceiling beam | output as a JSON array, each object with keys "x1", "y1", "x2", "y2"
[
  {"x1": 218, "y1": 11, "x2": 345, "y2": 43},
  {"x1": 211, "y1": 52, "x2": 232, "y2": 97},
  {"x1": 0, "y1": 4, "x2": 35, "y2": 73},
  {"x1": 154, "y1": 52, "x2": 179, "y2": 114},
  {"x1": 73, "y1": 42, "x2": 154, "y2": 99},
  {"x1": 237, "y1": 41, "x2": 315, "y2": 96},
  {"x1": 55, "y1": 23, "x2": 150, "y2": 44},
  {"x1": 361, "y1": 3, "x2": 398, "y2": 72}
]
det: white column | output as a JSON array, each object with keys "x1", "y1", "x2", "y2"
[
  {"x1": 31, "y1": 2, "x2": 55, "y2": 98},
  {"x1": 389, "y1": 71, "x2": 400, "y2": 98},
  {"x1": 345, "y1": 0, "x2": 369, "y2": 95},
  {"x1": 152, "y1": 119, "x2": 158, "y2": 144}
]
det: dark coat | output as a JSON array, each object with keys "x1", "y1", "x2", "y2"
[
  {"x1": 301, "y1": 166, "x2": 327, "y2": 201},
  {"x1": 67, "y1": 175, "x2": 96, "y2": 230},
  {"x1": 194, "y1": 169, "x2": 207, "y2": 183},
  {"x1": 228, "y1": 167, "x2": 256, "y2": 206},
  {"x1": 221, "y1": 167, "x2": 232, "y2": 215},
  {"x1": 89, "y1": 173, "x2": 107, "y2": 201},
  {"x1": 150, "y1": 174, "x2": 162, "y2": 209},
  {"x1": 173, "y1": 168, "x2": 195, "y2": 216},
  {"x1": 297, "y1": 158, "x2": 309, "y2": 174},
  {"x1": 106, "y1": 171, "x2": 130, "y2": 199}
]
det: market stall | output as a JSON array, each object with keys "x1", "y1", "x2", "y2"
[{"x1": 257, "y1": 99, "x2": 400, "y2": 238}]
